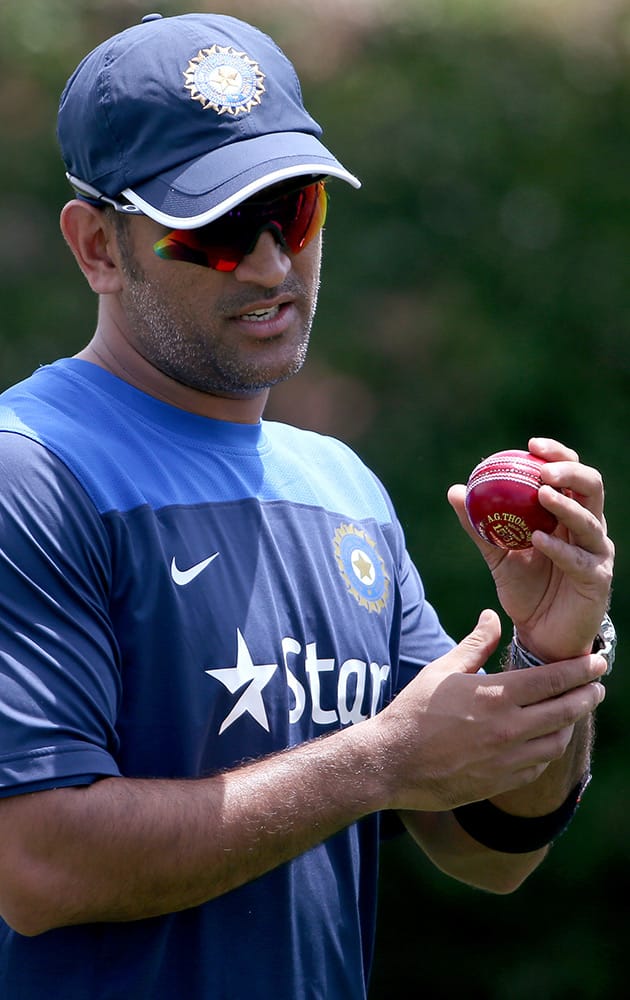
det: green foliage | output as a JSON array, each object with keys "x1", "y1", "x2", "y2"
[
  {"x1": 304, "y1": 22, "x2": 629, "y2": 999},
  {"x1": 0, "y1": 3, "x2": 627, "y2": 996},
  {"x1": 301, "y1": 22, "x2": 629, "y2": 996}
]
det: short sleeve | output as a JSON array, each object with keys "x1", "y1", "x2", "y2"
[
  {"x1": 0, "y1": 432, "x2": 122, "y2": 796},
  {"x1": 397, "y1": 545, "x2": 455, "y2": 686}
]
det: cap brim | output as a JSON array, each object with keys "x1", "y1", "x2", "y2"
[{"x1": 122, "y1": 132, "x2": 361, "y2": 229}]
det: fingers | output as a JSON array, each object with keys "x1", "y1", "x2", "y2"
[
  {"x1": 446, "y1": 484, "x2": 505, "y2": 562},
  {"x1": 505, "y1": 653, "x2": 608, "y2": 708},
  {"x1": 531, "y1": 517, "x2": 614, "y2": 594},
  {"x1": 537, "y1": 483, "x2": 604, "y2": 539},
  {"x1": 446, "y1": 448, "x2": 607, "y2": 555},
  {"x1": 516, "y1": 675, "x2": 605, "y2": 743},
  {"x1": 528, "y1": 436, "x2": 606, "y2": 533},
  {"x1": 449, "y1": 440, "x2": 612, "y2": 572},
  {"x1": 539, "y1": 463, "x2": 605, "y2": 526},
  {"x1": 433, "y1": 609, "x2": 502, "y2": 675},
  {"x1": 446, "y1": 482, "x2": 467, "y2": 523},
  {"x1": 376, "y1": 641, "x2": 605, "y2": 811},
  {"x1": 489, "y1": 731, "x2": 574, "y2": 791},
  {"x1": 533, "y1": 473, "x2": 613, "y2": 587},
  {"x1": 490, "y1": 726, "x2": 576, "y2": 779},
  {"x1": 527, "y1": 436, "x2": 579, "y2": 464}
]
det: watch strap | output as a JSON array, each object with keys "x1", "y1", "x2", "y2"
[{"x1": 510, "y1": 613, "x2": 615, "y2": 674}]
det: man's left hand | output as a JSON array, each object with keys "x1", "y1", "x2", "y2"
[{"x1": 448, "y1": 437, "x2": 615, "y2": 663}]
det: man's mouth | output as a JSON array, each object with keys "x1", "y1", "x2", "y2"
[{"x1": 241, "y1": 304, "x2": 282, "y2": 322}]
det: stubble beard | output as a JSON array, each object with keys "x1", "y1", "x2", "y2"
[{"x1": 116, "y1": 228, "x2": 319, "y2": 397}]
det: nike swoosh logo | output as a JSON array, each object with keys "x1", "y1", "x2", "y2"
[{"x1": 171, "y1": 552, "x2": 220, "y2": 586}]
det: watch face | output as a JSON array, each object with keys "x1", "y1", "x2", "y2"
[{"x1": 595, "y1": 614, "x2": 616, "y2": 675}]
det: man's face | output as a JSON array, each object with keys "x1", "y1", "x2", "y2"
[{"x1": 109, "y1": 198, "x2": 323, "y2": 401}]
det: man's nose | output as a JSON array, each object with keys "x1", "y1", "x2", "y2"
[{"x1": 233, "y1": 229, "x2": 292, "y2": 286}]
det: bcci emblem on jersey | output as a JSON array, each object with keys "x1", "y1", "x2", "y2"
[{"x1": 333, "y1": 523, "x2": 390, "y2": 615}]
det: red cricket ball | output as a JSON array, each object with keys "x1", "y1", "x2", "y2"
[{"x1": 465, "y1": 449, "x2": 558, "y2": 550}]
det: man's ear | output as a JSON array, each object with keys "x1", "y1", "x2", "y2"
[{"x1": 60, "y1": 200, "x2": 124, "y2": 294}]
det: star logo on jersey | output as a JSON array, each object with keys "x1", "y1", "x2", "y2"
[
  {"x1": 206, "y1": 630, "x2": 278, "y2": 734},
  {"x1": 333, "y1": 523, "x2": 390, "y2": 614}
]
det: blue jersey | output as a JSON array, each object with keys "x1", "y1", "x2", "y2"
[{"x1": 0, "y1": 359, "x2": 453, "y2": 999}]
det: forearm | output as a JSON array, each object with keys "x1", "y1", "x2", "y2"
[
  {"x1": 402, "y1": 716, "x2": 593, "y2": 894},
  {"x1": 489, "y1": 714, "x2": 592, "y2": 816},
  {"x1": 400, "y1": 808, "x2": 548, "y2": 894},
  {"x1": 0, "y1": 617, "x2": 605, "y2": 935},
  {"x1": 0, "y1": 725, "x2": 386, "y2": 936}
]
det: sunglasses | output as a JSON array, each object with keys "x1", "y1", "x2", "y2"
[{"x1": 152, "y1": 180, "x2": 328, "y2": 272}]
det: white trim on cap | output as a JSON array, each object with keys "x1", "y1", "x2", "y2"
[{"x1": 122, "y1": 163, "x2": 361, "y2": 229}]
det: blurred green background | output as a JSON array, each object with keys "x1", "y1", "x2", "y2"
[{"x1": 1, "y1": 0, "x2": 627, "y2": 995}]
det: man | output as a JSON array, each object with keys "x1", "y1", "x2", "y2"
[{"x1": 0, "y1": 12, "x2": 615, "y2": 999}]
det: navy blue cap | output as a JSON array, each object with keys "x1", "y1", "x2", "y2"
[{"x1": 57, "y1": 12, "x2": 360, "y2": 229}]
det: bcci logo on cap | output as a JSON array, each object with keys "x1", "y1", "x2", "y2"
[
  {"x1": 333, "y1": 523, "x2": 390, "y2": 615},
  {"x1": 184, "y1": 44, "x2": 266, "y2": 115}
]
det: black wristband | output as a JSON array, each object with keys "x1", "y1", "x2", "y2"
[{"x1": 452, "y1": 774, "x2": 591, "y2": 854}]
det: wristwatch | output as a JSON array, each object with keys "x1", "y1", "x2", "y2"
[
  {"x1": 510, "y1": 613, "x2": 616, "y2": 674},
  {"x1": 592, "y1": 613, "x2": 617, "y2": 674}
]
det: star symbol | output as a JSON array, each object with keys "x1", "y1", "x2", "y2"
[
  {"x1": 210, "y1": 66, "x2": 242, "y2": 95},
  {"x1": 352, "y1": 550, "x2": 375, "y2": 583},
  {"x1": 206, "y1": 630, "x2": 278, "y2": 734}
]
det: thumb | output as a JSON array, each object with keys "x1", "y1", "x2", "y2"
[
  {"x1": 439, "y1": 609, "x2": 502, "y2": 676},
  {"x1": 447, "y1": 483, "x2": 503, "y2": 560}
]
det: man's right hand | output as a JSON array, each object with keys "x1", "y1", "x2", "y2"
[{"x1": 372, "y1": 609, "x2": 606, "y2": 813}]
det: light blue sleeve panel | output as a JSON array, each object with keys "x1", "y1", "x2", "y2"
[
  {"x1": 266, "y1": 421, "x2": 456, "y2": 685},
  {"x1": 364, "y1": 465, "x2": 455, "y2": 688},
  {"x1": 263, "y1": 420, "x2": 456, "y2": 686}
]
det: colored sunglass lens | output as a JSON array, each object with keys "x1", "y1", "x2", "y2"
[{"x1": 153, "y1": 181, "x2": 327, "y2": 271}]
